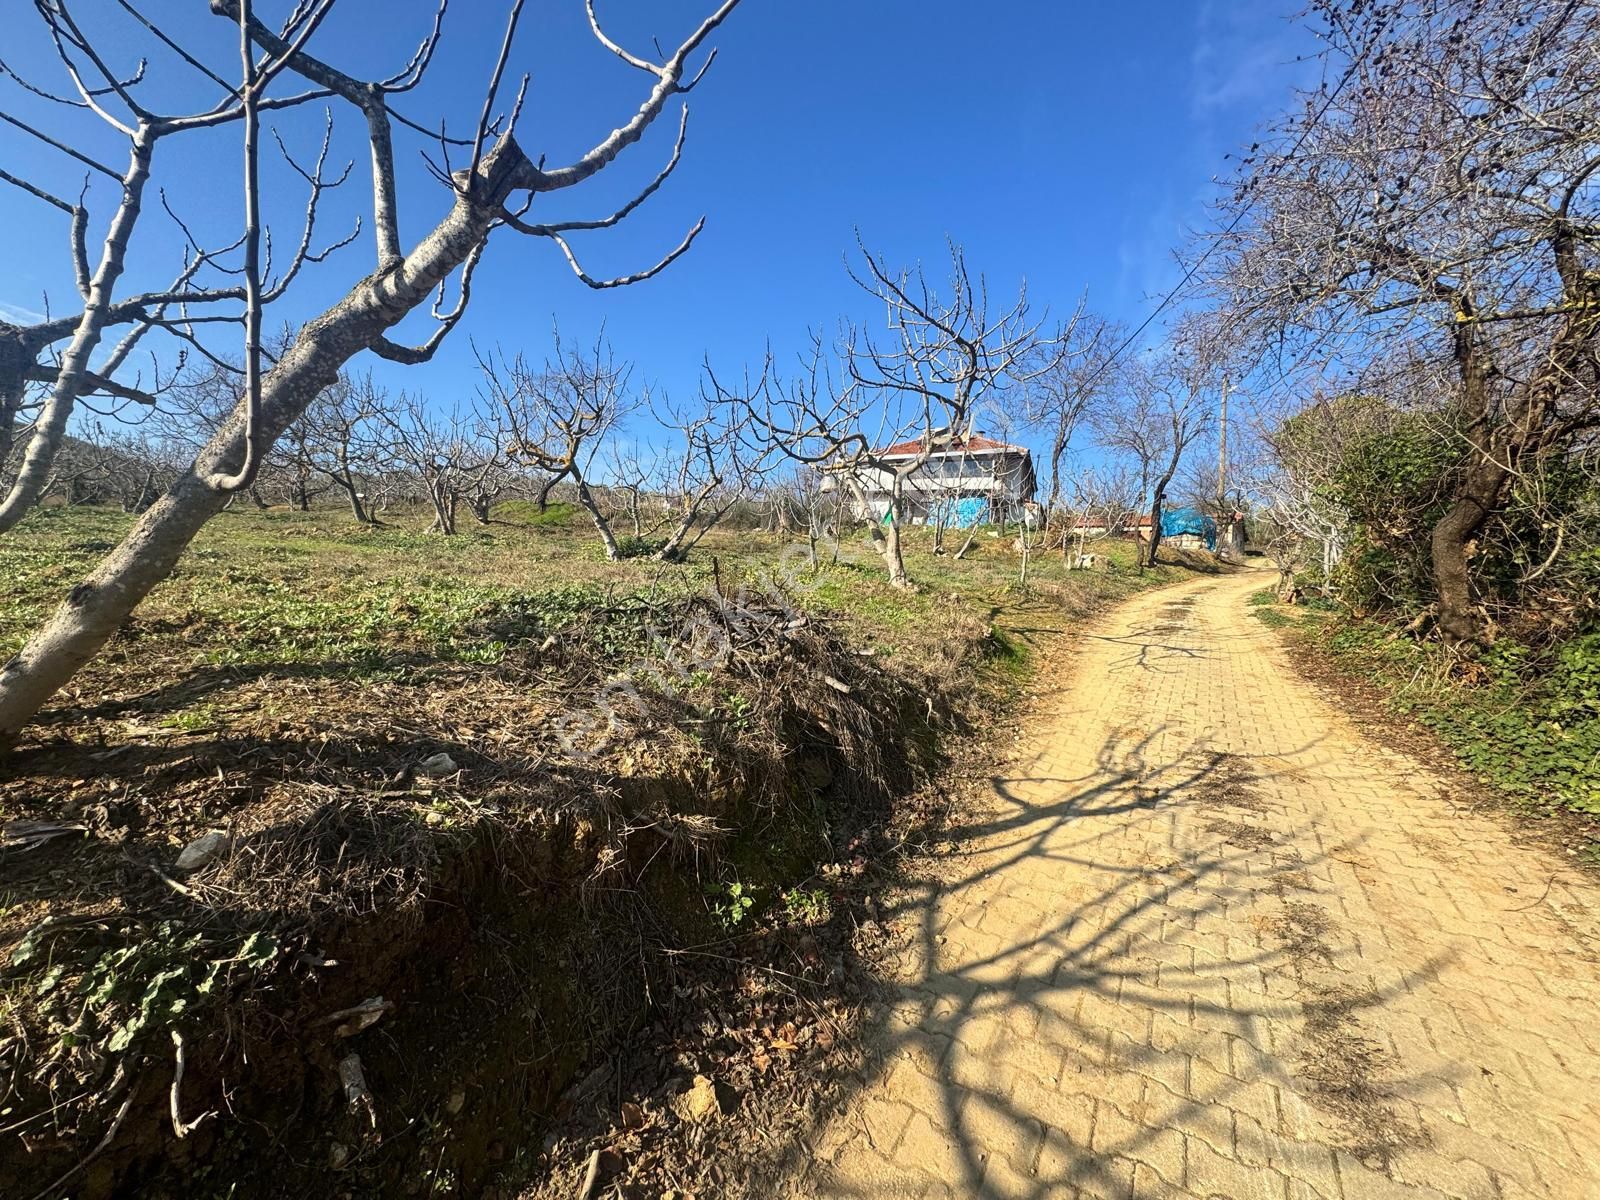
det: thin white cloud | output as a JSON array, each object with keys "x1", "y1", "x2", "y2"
[
  {"x1": 1190, "y1": 1, "x2": 1312, "y2": 120},
  {"x1": 0, "y1": 300, "x2": 48, "y2": 325}
]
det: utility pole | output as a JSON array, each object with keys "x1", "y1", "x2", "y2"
[
  {"x1": 1217, "y1": 376, "x2": 1240, "y2": 561},
  {"x1": 1218, "y1": 375, "x2": 1229, "y2": 505}
]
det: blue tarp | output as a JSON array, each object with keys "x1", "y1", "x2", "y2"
[
  {"x1": 926, "y1": 496, "x2": 988, "y2": 529},
  {"x1": 1159, "y1": 505, "x2": 1218, "y2": 551}
]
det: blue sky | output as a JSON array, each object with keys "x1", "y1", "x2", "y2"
[{"x1": 1, "y1": 1, "x2": 1319, "y2": 449}]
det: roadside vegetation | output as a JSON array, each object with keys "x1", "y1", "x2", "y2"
[{"x1": 1254, "y1": 590, "x2": 1600, "y2": 853}]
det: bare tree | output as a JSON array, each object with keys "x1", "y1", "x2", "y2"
[
  {"x1": 604, "y1": 441, "x2": 665, "y2": 539},
  {"x1": 0, "y1": 2, "x2": 360, "y2": 533},
  {"x1": 380, "y1": 395, "x2": 492, "y2": 536},
  {"x1": 0, "y1": 0, "x2": 746, "y2": 741},
  {"x1": 1096, "y1": 352, "x2": 1211, "y2": 568},
  {"x1": 461, "y1": 443, "x2": 512, "y2": 526},
  {"x1": 478, "y1": 333, "x2": 637, "y2": 559},
  {"x1": 302, "y1": 372, "x2": 387, "y2": 524},
  {"x1": 653, "y1": 378, "x2": 768, "y2": 561},
  {"x1": 1209, "y1": 0, "x2": 1600, "y2": 642},
  {"x1": 732, "y1": 239, "x2": 1052, "y2": 588},
  {"x1": 1064, "y1": 464, "x2": 1140, "y2": 567},
  {"x1": 1023, "y1": 309, "x2": 1119, "y2": 552}
]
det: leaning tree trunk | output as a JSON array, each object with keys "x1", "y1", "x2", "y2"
[
  {"x1": 1145, "y1": 446, "x2": 1181, "y2": 569},
  {"x1": 1144, "y1": 492, "x2": 1165, "y2": 568},
  {"x1": 656, "y1": 485, "x2": 716, "y2": 561},
  {"x1": 573, "y1": 472, "x2": 621, "y2": 561},
  {"x1": 1427, "y1": 267, "x2": 1593, "y2": 645},
  {"x1": 336, "y1": 476, "x2": 370, "y2": 524},
  {"x1": 536, "y1": 467, "x2": 569, "y2": 512},
  {"x1": 0, "y1": 143, "x2": 524, "y2": 742}
]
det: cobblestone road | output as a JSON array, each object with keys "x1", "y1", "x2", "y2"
[{"x1": 795, "y1": 569, "x2": 1600, "y2": 1200}]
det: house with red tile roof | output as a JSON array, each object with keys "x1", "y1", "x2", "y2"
[{"x1": 830, "y1": 429, "x2": 1036, "y2": 527}]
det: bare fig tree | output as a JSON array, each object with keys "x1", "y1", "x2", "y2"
[
  {"x1": 0, "y1": 2, "x2": 360, "y2": 533},
  {"x1": 604, "y1": 442, "x2": 665, "y2": 539},
  {"x1": 291, "y1": 371, "x2": 385, "y2": 523},
  {"x1": 1022, "y1": 307, "x2": 1119, "y2": 553},
  {"x1": 379, "y1": 394, "x2": 486, "y2": 535},
  {"x1": 1096, "y1": 351, "x2": 1211, "y2": 569},
  {"x1": 1064, "y1": 464, "x2": 1140, "y2": 566},
  {"x1": 652, "y1": 378, "x2": 769, "y2": 562},
  {"x1": 0, "y1": 0, "x2": 746, "y2": 742},
  {"x1": 1208, "y1": 0, "x2": 1600, "y2": 642},
  {"x1": 478, "y1": 334, "x2": 637, "y2": 560},
  {"x1": 731, "y1": 239, "x2": 1053, "y2": 589}
]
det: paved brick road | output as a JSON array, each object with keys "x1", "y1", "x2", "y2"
[{"x1": 795, "y1": 570, "x2": 1600, "y2": 1200}]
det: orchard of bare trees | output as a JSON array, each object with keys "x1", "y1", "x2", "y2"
[
  {"x1": 0, "y1": 0, "x2": 750, "y2": 740},
  {"x1": 12, "y1": 0, "x2": 1583, "y2": 753}
]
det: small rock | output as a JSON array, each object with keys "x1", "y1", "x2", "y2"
[
  {"x1": 176, "y1": 831, "x2": 229, "y2": 872},
  {"x1": 417, "y1": 752, "x2": 458, "y2": 778},
  {"x1": 424, "y1": 811, "x2": 445, "y2": 827},
  {"x1": 446, "y1": 1089, "x2": 466, "y2": 1116},
  {"x1": 672, "y1": 1075, "x2": 737, "y2": 1123},
  {"x1": 328, "y1": 1142, "x2": 351, "y2": 1170}
]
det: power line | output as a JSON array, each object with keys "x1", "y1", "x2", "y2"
[{"x1": 1079, "y1": 32, "x2": 1375, "y2": 393}]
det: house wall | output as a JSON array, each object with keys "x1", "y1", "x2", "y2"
[{"x1": 846, "y1": 454, "x2": 1034, "y2": 524}]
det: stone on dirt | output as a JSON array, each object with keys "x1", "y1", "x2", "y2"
[
  {"x1": 175, "y1": 830, "x2": 229, "y2": 871},
  {"x1": 673, "y1": 1074, "x2": 737, "y2": 1123},
  {"x1": 417, "y1": 752, "x2": 458, "y2": 778}
]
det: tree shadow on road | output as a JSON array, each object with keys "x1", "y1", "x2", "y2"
[{"x1": 763, "y1": 722, "x2": 1455, "y2": 1199}]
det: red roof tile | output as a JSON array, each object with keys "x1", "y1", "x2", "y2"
[{"x1": 876, "y1": 433, "x2": 1027, "y2": 458}]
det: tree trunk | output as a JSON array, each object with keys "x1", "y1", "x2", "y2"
[
  {"x1": 573, "y1": 472, "x2": 621, "y2": 560},
  {"x1": 1144, "y1": 494, "x2": 1164, "y2": 567},
  {"x1": 0, "y1": 142, "x2": 523, "y2": 741},
  {"x1": 1145, "y1": 445, "x2": 1181, "y2": 568},
  {"x1": 879, "y1": 515, "x2": 910, "y2": 587},
  {"x1": 0, "y1": 330, "x2": 34, "y2": 478},
  {"x1": 656, "y1": 485, "x2": 718, "y2": 561},
  {"x1": 127, "y1": 469, "x2": 158, "y2": 514},
  {"x1": 0, "y1": 129, "x2": 157, "y2": 534},
  {"x1": 331, "y1": 476, "x2": 368, "y2": 524},
  {"x1": 1430, "y1": 456, "x2": 1506, "y2": 645},
  {"x1": 427, "y1": 477, "x2": 457, "y2": 534},
  {"x1": 536, "y1": 468, "x2": 568, "y2": 511}
]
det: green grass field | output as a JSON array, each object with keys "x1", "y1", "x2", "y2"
[{"x1": 0, "y1": 503, "x2": 1183, "y2": 685}]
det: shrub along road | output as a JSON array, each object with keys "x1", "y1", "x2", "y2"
[{"x1": 790, "y1": 568, "x2": 1600, "y2": 1200}]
